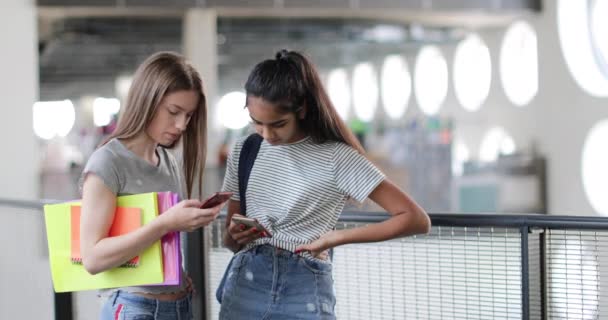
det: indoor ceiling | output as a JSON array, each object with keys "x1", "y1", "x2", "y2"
[{"x1": 37, "y1": 0, "x2": 541, "y2": 100}]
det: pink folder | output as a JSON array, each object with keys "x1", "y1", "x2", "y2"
[{"x1": 154, "y1": 192, "x2": 181, "y2": 286}]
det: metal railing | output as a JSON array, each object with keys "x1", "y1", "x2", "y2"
[
  {"x1": 0, "y1": 198, "x2": 72, "y2": 320},
  {"x1": 3, "y1": 196, "x2": 607, "y2": 320},
  {"x1": 207, "y1": 212, "x2": 608, "y2": 320}
]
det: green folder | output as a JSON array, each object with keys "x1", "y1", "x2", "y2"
[{"x1": 44, "y1": 192, "x2": 164, "y2": 292}]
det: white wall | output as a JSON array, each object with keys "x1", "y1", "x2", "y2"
[
  {"x1": 0, "y1": 0, "x2": 51, "y2": 319},
  {"x1": 412, "y1": 0, "x2": 607, "y2": 216},
  {"x1": 531, "y1": 0, "x2": 606, "y2": 216},
  {"x1": 1, "y1": 3, "x2": 39, "y2": 198}
]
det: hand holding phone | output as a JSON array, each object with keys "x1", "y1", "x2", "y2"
[
  {"x1": 200, "y1": 192, "x2": 233, "y2": 209},
  {"x1": 231, "y1": 216, "x2": 273, "y2": 238}
]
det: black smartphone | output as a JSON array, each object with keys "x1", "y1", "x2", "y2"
[
  {"x1": 200, "y1": 192, "x2": 233, "y2": 209},
  {"x1": 231, "y1": 216, "x2": 273, "y2": 237}
]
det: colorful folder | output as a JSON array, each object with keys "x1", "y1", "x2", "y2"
[
  {"x1": 70, "y1": 205, "x2": 142, "y2": 267},
  {"x1": 153, "y1": 191, "x2": 181, "y2": 286},
  {"x1": 44, "y1": 192, "x2": 164, "y2": 292}
]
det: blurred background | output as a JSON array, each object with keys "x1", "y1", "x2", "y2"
[{"x1": 3, "y1": 0, "x2": 608, "y2": 318}]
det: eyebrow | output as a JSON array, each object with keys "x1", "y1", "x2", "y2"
[{"x1": 249, "y1": 115, "x2": 288, "y2": 126}]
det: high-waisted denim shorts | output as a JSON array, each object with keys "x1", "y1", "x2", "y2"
[
  {"x1": 218, "y1": 244, "x2": 336, "y2": 320},
  {"x1": 100, "y1": 290, "x2": 192, "y2": 320}
]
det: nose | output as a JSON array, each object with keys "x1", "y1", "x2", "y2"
[
  {"x1": 176, "y1": 115, "x2": 188, "y2": 132},
  {"x1": 258, "y1": 126, "x2": 275, "y2": 141}
]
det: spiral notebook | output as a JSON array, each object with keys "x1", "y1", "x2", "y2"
[{"x1": 70, "y1": 206, "x2": 142, "y2": 267}]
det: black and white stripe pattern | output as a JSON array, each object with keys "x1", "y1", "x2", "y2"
[{"x1": 222, "y1": 136, "x2": 385, "y2": 254}]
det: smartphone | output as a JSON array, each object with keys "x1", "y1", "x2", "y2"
[
  {"x1": 200, "y1": 191, "x2": 233, "y2": 209},
  {"x1": 231, "y1": 216, "x2": 273, "y2": 237}
]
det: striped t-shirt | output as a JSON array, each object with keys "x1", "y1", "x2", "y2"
[{"x1": 222, "y1": 135, "x2": 385, "y2": 255}]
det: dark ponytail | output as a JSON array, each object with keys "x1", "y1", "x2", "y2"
[{"x1": 245, "y1": 49, "x2": 364, "y2": 154}]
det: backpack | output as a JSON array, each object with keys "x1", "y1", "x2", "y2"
[
  {"x1": 237, "y1": 133, "x2": 263, "y2": 216},
  {"x1": 216, "y1": 133, "x2": 262, "y2": 304}
]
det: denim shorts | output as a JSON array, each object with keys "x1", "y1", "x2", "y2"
[
  {"x1": 218, "y1": 244, "x2": 336, "y2": 320},
  {"x1": 100, "y1": 290, "x2": 192, "y2": 320}
]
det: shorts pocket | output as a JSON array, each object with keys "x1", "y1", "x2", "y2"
[
  {"x1": 115, "y1": 303, "x2": 154, "y2": 320},
  {"x1": 300, "y1": 257, "x2": 333, "y2": 274}
]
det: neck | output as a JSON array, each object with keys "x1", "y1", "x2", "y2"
[
  {"x1": 120, "y1": 133, "x2": 158, "y2": 166},
  {"x1": 287, "y1": 132, "x2": 307, "y2": 143},
  {"x1": 286, "y1": 125, "x2": 307, "y2": 143}
]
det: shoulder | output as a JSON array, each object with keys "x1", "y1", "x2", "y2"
[
  {"x1": 86, "y1": 140, "x2": 122, "y2": 167},
  {"x1": 229, "y1": 134, "x2": 254, "y2": 158},
  {"x1": 286, "y1": 140, "x2": 355, "y2": 161},
  {"x1": 326, "y1": 141, "x2": 359, "y2": 157},
  {"x1": 80, "y1": 139, "x2": 124, "y2": 194}
]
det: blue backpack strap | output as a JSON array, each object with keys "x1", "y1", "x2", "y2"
[{"x1": 237, "y1": 133, "x2": 263, "y2": 216}]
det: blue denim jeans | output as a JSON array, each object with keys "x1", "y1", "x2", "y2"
[
  {"x1": 100, "y1": 290, "x2": 192, "y2": 320},
  {"x1": 219, "y1": 245, "x2": 336, "y2": 320}
]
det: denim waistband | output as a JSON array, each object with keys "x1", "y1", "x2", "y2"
[
  {"x1": 112, "y1": 290, "x2": 191, "y2": 309},
  {"x1": 248, "y1": 244, "x2": 298, "y2": 259},
  {"x1": 246, "y1": 244, "x2": 332, "y2": 265}
]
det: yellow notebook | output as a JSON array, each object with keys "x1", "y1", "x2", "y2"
[{"x1": 44, "y1": 192, "x2": 164, "y2": 292}]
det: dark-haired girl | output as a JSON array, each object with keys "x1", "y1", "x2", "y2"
[{"x1": 218, "y1": 50, "x2": 430, "y2": 319}]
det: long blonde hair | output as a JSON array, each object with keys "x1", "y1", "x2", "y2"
[{"x1": 102, "y1": 51, "x2": 207, "y2": 199}]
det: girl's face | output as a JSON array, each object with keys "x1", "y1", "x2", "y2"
[
  {"x1": 247, "y1": 96, "x2": 306, "y2": 145},
  {"x1": 147, "y1": 89, "x2": 199, "y2": 147}
]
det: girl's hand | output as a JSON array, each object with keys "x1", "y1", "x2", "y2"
[
  {"x1": 186, "y1": 275, "x2": 196, "y2": 296},
  {"x1": 227, "y1": 214, "x2": 265, "y2": 245},
  {"x1": 294, "y1": 230, "x2": 342, "y2": 259},
  {"x1": 161, "y1": 199, "x2": 223, "y2": 232}
]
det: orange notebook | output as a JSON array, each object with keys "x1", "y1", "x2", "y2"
[{"x1": 71, "y1": 206, "x2": 142, "y2": 267}]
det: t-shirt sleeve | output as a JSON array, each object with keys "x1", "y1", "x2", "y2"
[
  {"x1": 221, "y1": 139, "x2": 244, "y2": 202},
  {"x1": 332, "y1": 143, "x2": 385, "y2": 203},
  {"x1": 80, "y1": 147, "x2": 122, "y2": 194}
]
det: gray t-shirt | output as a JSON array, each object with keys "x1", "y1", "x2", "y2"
[{"x1": 81, "y1": 138, "x2": 187, "y2": 295}]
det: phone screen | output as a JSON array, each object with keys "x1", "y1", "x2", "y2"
[
  {"x1": 200, "y1": 192, "x2": 232, "y2": 209},
  {"x1": 231, "y1": 216, "x2": 273, "y2": 237}
]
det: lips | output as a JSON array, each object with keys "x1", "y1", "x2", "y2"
[{"x1": 166, "y1": 133, "x2": 180, "y2": 141}]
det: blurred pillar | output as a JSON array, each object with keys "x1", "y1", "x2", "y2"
[
  {"x1": 0, "y1": 1, "x2": 46, "y2": 319},
  {"x1": 184, "y1": 9, "x2": 220, "y2": 168},
  {"x1": 183, "y1": 9, "x2": 218, "y2": 320},
  {"x1": 1, "y1": 0, "x2": 39, "y2": 198}
]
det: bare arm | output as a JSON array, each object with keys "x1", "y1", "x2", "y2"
[
  {"x1": 80, "y1": 174, "x2": 222, "y2": 275},
  {"x1": 295, "y1": 179, "x2": 431, "y2": 256},
  {"x1": 339, "y1": 179, "x2": 430, "y2": 241}
]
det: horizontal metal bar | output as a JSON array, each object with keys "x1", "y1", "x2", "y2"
[
  {"x1": 339, "y1": 212, "x2": 608, "y2": 230},
  {"x1": 0, "y1": 198, "x2": 57, "y2": 210},
  {"x1": 4, "y1": 197, "x2": 608, "y2": 230}
]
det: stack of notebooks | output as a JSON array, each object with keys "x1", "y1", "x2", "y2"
[{"x1": 44, "y1": 192, "x2": 181, "y2": 292}]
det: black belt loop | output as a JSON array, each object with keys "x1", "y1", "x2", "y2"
[{"x1": 111, "y1": 290, "x2": 120, "y2": 307}]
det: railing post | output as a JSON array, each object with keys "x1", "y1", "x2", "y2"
[
  {"x1": 539, "y1": 230, "x2": 547, "y2": 320},
  {"x1": 521, "y1": 226, "x2": 530, "y2": 320},
  {"x1": 54, "y1": 292, "x2": 73, "y2": 320},
  {"x1": 187, "y1": 229, "x2": 207, "y2": 319}
]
